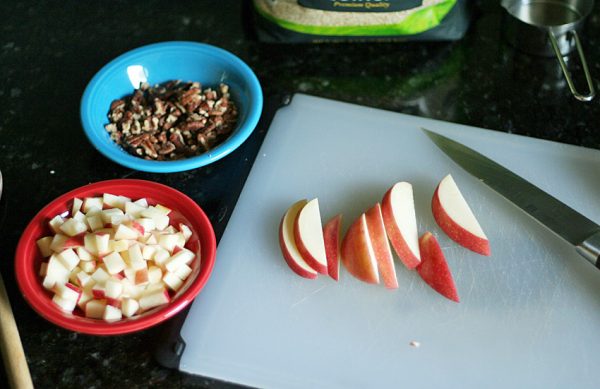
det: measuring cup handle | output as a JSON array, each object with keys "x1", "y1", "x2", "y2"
[{"x1": 549, "y1": 30, "x2": 595, "y2": 102}]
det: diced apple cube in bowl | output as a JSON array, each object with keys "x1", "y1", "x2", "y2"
[
  {"x1": 121, "y1": 298, "x2": 140, "y2": 318},
  {"x1": 95, "y1": 234, "x2": 110, "y2": 256},
  {"x1": 85, "y1": 299, "x2": 106, "y2": 319},
  {"x1": 36, "y1": 236, "x2": 54, "y2": 257},
  {"x1": 72, "y1": 198, "x2": 83, "y2": 215},
  {"x1": 57, "y1": 248, "x2": 80, "y2": 271},
  {"x1": 91, "y1": 267, "x2": 110, "y2": 284},
  {"x1": 53, "y1": 294, "x2": 77, "y2": 312},
  {"x1": 55, "y1": 282, "x2": 82, "y2": 302},
  {"x1": 43, "y1": 256, "x2": 69, "y2": 290},
  {"x1": 80, "y1": 260, "x2": 96, "y2": 273},
  {"x1": 139, "y1": 290, "x2": 170, "y2": 311},
  {"x1": 59, "y1": 218, "x2": 88, "y2": 237},
  {"x1": 48, "y1": 215, "x2": 65, "y2": 234},
  {"x1": 148, "y1": 266, "x2": 163, "y2": 284},
  {"x1": 102, "y1": 252, "x2": 126, "y2": 275},
  {"x1": 82, "y1": 197, "x2": 103, "y2": 214},
  {"x1": 105, "y1": 279, "x2": 123, "y2": 299}
]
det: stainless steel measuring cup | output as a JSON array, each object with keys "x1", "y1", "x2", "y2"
[{"x1": 502, "y1": 0, "x2": 595, "y2": 101}]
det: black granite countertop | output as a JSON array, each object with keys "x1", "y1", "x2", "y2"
[{"x1": 1, "y1": 1, "x2": 600, "y2": 388}]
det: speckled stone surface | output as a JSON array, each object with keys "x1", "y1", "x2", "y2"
[{"x1": 1, "y1": 1, "x2": 599, "y2": 388}]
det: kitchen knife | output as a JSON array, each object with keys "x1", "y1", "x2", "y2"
[{"x1": 422, "y1": 128, "x2": 600, "y2": 268}]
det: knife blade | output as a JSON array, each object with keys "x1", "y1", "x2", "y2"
[{"x1": 422, "y1": 128, "x2": 600, "y2": 268}]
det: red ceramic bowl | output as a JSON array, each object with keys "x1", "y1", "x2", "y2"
[{"x1": 15, "y1": 179, "x2": 216, "y2": 335}]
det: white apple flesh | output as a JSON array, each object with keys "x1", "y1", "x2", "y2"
[
  {"x1": 148, "y1": 266, "x2": 163, "y2": 284},
  {"x1": 57, "y1": 248, "x2": 80, "y2": 271},
  {"x1": 293, "y1": 198, "x2": 328, "y2": 274},
  {"x1": 71, "y1": 198, "x2": 83, "y2": 215},
  {"x1": 102, "y1": 252, "x2": 126, "y2": 275},
  {"x1": 105, "y1": 279, "x2": 123, "y2": 299},
  {"x1": 48, "y1": 215, "x2": 65, "y2": 234},
  {"x1": 82, "y1": 197, "x2": 103, "y2": 213},
  {"x1": 59, "y1": 218, "x2": 88, "y2": 237},
  {"x1": 95, "y1": 233, "x2": 110, "y2": 256},
  {"x1": 36, "y1": 236, "x2": 54, "y2": 257},
  {"x1": 85, "y1": 299, "x2": 106, "y2": 319},
  {"x1": 432, "y1": 174, "x2": 490, "y2": 256},
  {"x1": 54, "y1": 282, "x2": 81, "y2": 302},
  {"x1": 43, "y1": 255, "x2": 69, "y2": 290},
  {"x1": 86, "y1": 215, "x2": 104, "y2": 232},
  {"x1": 125, "y1": 201, "x2": 146, "y2": 218},
  {"x1": 163, "y1": 272, "x2": 183, "y2": 291},
  {"x1": 381, "y1": 182, "x2": 421, "y2": 269},
  {"x1": 52, "y1": 294, "x2": 77, "y2": 312},
  {"x1": 103, "y1": 305, "x2": 123, "y2": 322},
  {"x1": 121, "y1": 298, "x2": 139, "y2": 318},
  {"x1": 139, "y1": 290, "x2": 170, "y2": 310},
  {"x1": 173, "y1": 264, "x2": 192, "y2": 280},
  {"x1": 165, "y1": 248, "x2": 195, "y2": 273},
  {"x1": 278, "y1": 199, "x2": 318, "y2": 279}
]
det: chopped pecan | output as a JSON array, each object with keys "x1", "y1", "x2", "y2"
[
  {"x1": 158, "y1": 142, "x2": 176, "y2": 155},
  {"x1": 157, "y1": 131, "x2": 168, "y2": 144},
  {"x1": 110, "y1": 99, "x2": 126, "y2": 111},
  {"x1": 154, "y1": 98, "x2": 166, "y2": 116},
  {"x1": 197, "y1": 133, "x2": 210, "y2": 150},
  {"x1": 181, "y1": 121, "x2": 206, "y2": 132},
  {"x1": 126, "y1": 133, "x2": 150, "y2": 147},
  {"x1": 204, "y1": 89, "x2": 217, "y2": 100},
  {"x1": 203, "y1": 121, "x2": 216, "y2": 133},
  {"x1": 169, "y1": 131, "x2": 186, "y2": 150},
  {"x1": 141, "y1": 140, "x2": 158, "y2": 159},
  {"x1": 213, "y1": 116, "x2": 224, "y2": 127},
  {"x1": 105, "y1": 123, "x2": 118, "y2": 133},
  {"x1": 219, "y1": 83, "x2": 229, "y2": 95}
]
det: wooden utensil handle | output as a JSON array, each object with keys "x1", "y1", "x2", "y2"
[{"x1": 0, "y1": 273, "x2": 33, "y2": 389}]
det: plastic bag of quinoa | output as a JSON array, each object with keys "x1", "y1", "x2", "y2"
[{"x1": 253, "y1": 0, "x2": 469, "y2": 42}]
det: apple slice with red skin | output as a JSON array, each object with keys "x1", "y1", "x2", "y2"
[
  {"x1": 417, "y1": 232, "x2": 459, "y2": 302},
  {"x1": 279, "y1": 200, "x2": 318, "y2": 279},
  {"x1": 323, "y1": 214, "x2": 342, "y2": 281},
  {"x1": 365, "y1": 203, "x2": 398, "y2": 289},
  {"x1": 381, "y1": 182, "x2": 421, "y2": 269},
  {"x1": 294, "y1": 198, "x2": 328, "y2": 274},
  {"x1": 341, "y1": 213, "x2": 379, "y2": 284},
  {"x1": 432, "y1": 174, "x2": 490, "y2": 256}
]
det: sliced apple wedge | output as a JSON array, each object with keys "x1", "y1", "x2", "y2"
[
  {"x1": 365, "y1": 203, "x2": 398, "y2": 289},
  {"x1": 417, "y1": 232, "x2": 459, "y2": 302},
  {"x1": 323, "y1": 214, "x2": 342, "y2": 281},
  {"x1": 294, "y1": 198, "x2": 328, "y2": 274},
  {"x1": 279, "y1": 200, "x2": 318, "y2": 279},
  {"x1": 432, "y1": 174, "x2": 490, "y2": 256},
  {"x1": 341, "y1": 214, "x2": 379, "y2": 285},
  {"x1": 381, "y1": 182, "x2": 421, "y2": 269}
]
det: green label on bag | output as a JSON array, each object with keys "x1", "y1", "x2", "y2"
[
  {"x1": 255, "y1": 0, "x2": 457, "y2": 36},
  {"x1": 298, "y1": 0, "x2": 423, "y2": 12}
]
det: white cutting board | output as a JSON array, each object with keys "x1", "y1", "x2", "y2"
[{"x1": 178, "y1": 94, "x2": 600, "y2": 388}]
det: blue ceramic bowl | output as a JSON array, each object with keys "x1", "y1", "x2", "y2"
[{"x1": 81, "y1": 41, "x2": 262, "y2": 173}]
